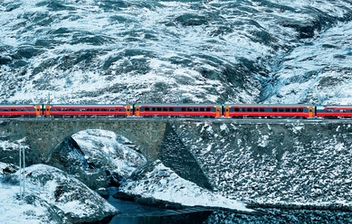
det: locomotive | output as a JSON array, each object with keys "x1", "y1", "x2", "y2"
[{"x1": 1, "y1": 104, "x2": 352, "y2": 118}]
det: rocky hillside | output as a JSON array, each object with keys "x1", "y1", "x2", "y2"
[{"x1": 1, "y1": 0, "x2": 352, "y2": 105}]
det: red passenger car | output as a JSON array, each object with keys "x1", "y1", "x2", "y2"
[
  {"x1": 223, "y1": 104, "x2": 314, "y2": 118},
  {"x1": 0, "y1": 105, "x2": 41, "y2": 117},
  {"x1": 316, "y1": 106, "x2": 352, "y2": 118},
  {"x1": 44, "y1": 104, "x2": 131, "y2": 117},
  {"x1": 134, "y1": 104, "x2": 222, "y2": 118}
]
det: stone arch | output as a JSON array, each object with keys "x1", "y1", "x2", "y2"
[
  {"x1": 21, "y1": 119, "x2": 167, "y2": 162},
  {"x1": 45, "y1": 128, "x2": 148, "y2": 190}
]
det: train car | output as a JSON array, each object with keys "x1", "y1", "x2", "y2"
[
  {"x1": 223, "y1": 104, "x2": 314, "y2": 118},
  {"x1": 134, "y1": 104, "x2": 222, "y2": 118},
  {"x1": 316, "y1": 106, "x2": 352, "y2": 118},
  {"x1": 44, "y1": 104, "x2": 131, "y2": 117},
  {"x1": 0, "y1": 105, "x2": 41, "y2": 117}
]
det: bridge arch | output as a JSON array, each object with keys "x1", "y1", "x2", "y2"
[
  {"x1": 19, "y1": 118, "x2": 167, "y2": 162},
  {"x1": 44, "y1": 129, "x2": 149, "y2": 190},
  {"x1": 0, "y1": 118, "x2": 212, "y2": 189}
]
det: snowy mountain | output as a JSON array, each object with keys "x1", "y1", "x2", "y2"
[
  {"x1": 2, "y1": 0, "x2": 352, "y2": 223},
  {"x1": 1, "y1": 0, "x2": 352, "y2": 105}
]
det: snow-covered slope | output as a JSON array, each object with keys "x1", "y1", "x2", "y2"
[
  {"x1": 71, "y1": 130, "x2": 251, "y2": 212},
  {"x1": 1, "y1": 0, "x2": 352, "y2": 104},
  {"x1": 72, "y1": 129, "x2": 147, "y2": 177},
  {"x1": 263, "y1": 21, "x2": 352, "y2": 105},
  {"x1": 119, "y1": 160, "x2": 251, "y2": 212},
  {"x1": 0, "y1": 162, "x2": 118, "y2": 224}
]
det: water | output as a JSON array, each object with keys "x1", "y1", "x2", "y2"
[
  {"x1": 107, "y1": 187, "x2": 352, "y2": 223},
  {"x1": 107, "y1": 187, "x2": 212, "y2": 224}
]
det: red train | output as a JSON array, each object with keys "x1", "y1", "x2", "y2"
[{"x1": 1, "y1": 104, "x2": 352, "y2": 118}]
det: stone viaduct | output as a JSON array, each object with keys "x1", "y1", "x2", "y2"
[
  {"x1": 0, "y1": 117, "x2": 212, "y2": 189},
  {"x1": 0, "y1": 118, "x2": 166, "y2": 161},
  {"x1": 2, "y1": 117, "x2": 352, "y2": 193}
]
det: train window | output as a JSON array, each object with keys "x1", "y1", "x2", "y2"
[
  {"x1": 163, "y1": 108, "x2": 168, "y2": 111},
  {"x1": 247, "y1": 108, "x2": 252, "y2": 112},
  {"x1": 279, "y1": 108, "x2": 284, "y2": 112},
  {"x1": 157, "y1": 108, "x2": 162, "y2": 111},
  {"x1": 169, "y1": 108, "x2": 174, "y2": 111},
  {"x1": 254, "y1": 108, "x2": 258, "y2": 112},
  {"x1": 273, "y1": 108, "x2": 277, "y2": 112},
  {"x1": 235, "y1": 108, "x2": 239, "y2": 112},
  {"x1": 206, "y1": 108, "x2": 211, "y2": 112},
  {"x1": 285, "y1": 108, "x2": 290, "y2": 112},
  {"x1": 260, "y1": 108, "x2": 264, "y2": 112},
  {"x1": 292, "y1": 108, "x2": 297, "y2": 112},
  {"x1": 182, "y1": 108, "x2": 186, "y2": 111},
  {"x1": 200, "y1": 108, "x2": 204, "y2": 111},
  {"x1": 299, "y1": 109, "x2": 303, "y2": 112}
]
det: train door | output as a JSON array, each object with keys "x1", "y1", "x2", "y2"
[
  {"x1": 224, "y1": 106, "x2": 230, "y2": 117},
  {"x1": 216, "y1": 106, "x2": 221, "y2": 118},
  {"x1": 35, "y1": 105, "x2": 41, "y2": 116},
  {"x1": 126, "y1": 105, "x2": 131, "y2": 116},
  {"x1": 308, "y1": 106, "x2": 314, "y2": 118},
  {"x1": 44, "y1": 104, "x2": 51, "y2": 116},
  {"x1": 135, "y1": 105, "x2": 140, "y2": 116}
]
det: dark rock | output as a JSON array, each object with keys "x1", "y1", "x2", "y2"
[
  {"x1": 0, "y1": 140, "x2": 41, "y2": 166},
  {"x1": 113, "y1": 191, "x2": 138, "y2": 201},
  {"x1": 96, "y1": 188, "x2": 110, "y2": 199},
  {"x1": 135, "y1": 197, "x2": 184, "y2": 210},
  {"x1": 107, "y1": 171, "x2": 124, "y2": 187},
  {"x1": 0, "y1": 163, "x2": 18, "y2": 174},
  {"x1": 46, "y1": 136, "x2": 109, "y2": 190},
  {"x1": 113, "y1": 190, "x2": 184, "y2": 210}
]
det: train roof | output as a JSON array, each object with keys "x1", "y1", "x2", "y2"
[
  {"x1": 0, "y1": 105, "x2": 36, "y2": 107},
  {"x1": 48, "y1": 104, "x2": 127, "y2": 107},
  {"x1": 223, "y1": 104, "x2": 312, "y2": 107},
  {"x1": 318, "y1": 105, "x2": 352, "y2": 109},
  {"x1": 135, "y1": 103, "x2": 221, "y2": 107}
]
